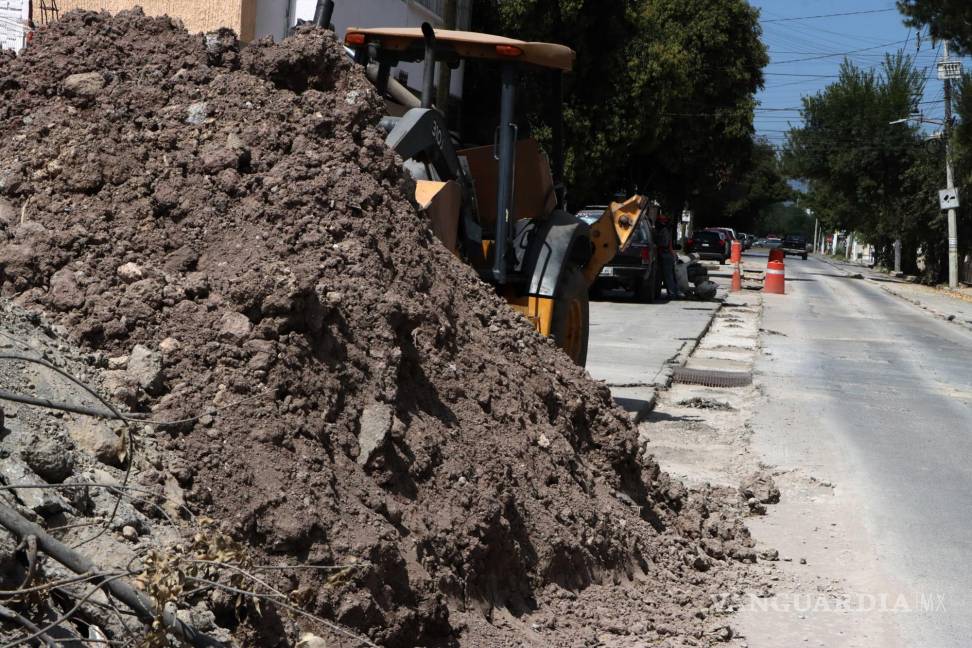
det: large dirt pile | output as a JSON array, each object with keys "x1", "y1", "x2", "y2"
[{"x1": 0, "y1": 11, "x2": 756, "y2": 647}]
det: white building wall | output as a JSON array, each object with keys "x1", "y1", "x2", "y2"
[
  {"x1": 0, "y1": 0, "x2": 29, "y2": 52},
  {"x1": 254, "y1": 0, "x2": 466, "y2": 98}
]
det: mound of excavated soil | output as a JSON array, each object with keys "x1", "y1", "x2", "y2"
[{"x1": 0, "y1": 10, "x2": 756, "y2": 647}]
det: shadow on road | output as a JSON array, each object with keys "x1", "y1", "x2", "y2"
[
  {"x1": 801, "y1": 272, "x2": 863, "y2": 280},
  {"x1": 645, "y1": 410, "x2": 704, "y2": 424}
]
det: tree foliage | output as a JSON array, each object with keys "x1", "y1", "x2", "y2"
[
  {"x1": 463, "y1": 0, "x2": 775, "y2": 217},
  {"x1": 783, "y1": 53, "x2": 955, "y2": 277},
  {"x1": 898, "y1": 0, "x2": 972, "y2": 54},
  {"x1": 755, "y1": 203, "x2": 814, "y2": 238},
  {"x1": 691, "y1": 138, "x2": 793, "y2": 232}
]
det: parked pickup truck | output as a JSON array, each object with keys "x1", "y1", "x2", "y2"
[{"x1": 781, "y1": 234, "x2": 808, "y2": 260}]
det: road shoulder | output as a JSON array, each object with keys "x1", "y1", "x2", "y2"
[
  {"x1": 642, "y1": 280, "x2": 909, "y2": 648},
  {"x1": 816, "y1": 254, "x2": 972, "y2": 332}
]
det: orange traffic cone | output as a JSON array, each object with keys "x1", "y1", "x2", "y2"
[
  {"x1": 768, "y1": 248, "x2": 784, "y2": 263},
  {"x1": 731, "y1": 240, "x2": 742, "y2": 264},
  {"x1": 731, "y1": 265, "x2": 742, "y2": 292},
  {"x1": 765, "y1": 259, "x2": 785, "y2": 294}
]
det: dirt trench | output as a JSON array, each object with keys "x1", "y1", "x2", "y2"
[{"x1": 0, "y1": 11, "x2": 757, "y2": 646}]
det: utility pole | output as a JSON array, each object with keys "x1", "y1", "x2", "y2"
[
  {"x1": 435, "y1": 0, "x2": 458, "y2": 114},
  {"x1": 942, "y1": 42, "x2": 960, "y2": 288}
]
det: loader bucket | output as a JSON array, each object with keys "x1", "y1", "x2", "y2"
[{"x1": 582, "y1": 195, "x2": 650, "y2": 285}]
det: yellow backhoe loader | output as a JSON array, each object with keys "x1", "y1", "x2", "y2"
[{"x1": 338, "y1": 14, "x2": 648, "y2": 366}]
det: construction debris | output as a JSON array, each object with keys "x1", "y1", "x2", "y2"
[{"x1": 0, "y1": 10, "x2": 762, "y2": 646}]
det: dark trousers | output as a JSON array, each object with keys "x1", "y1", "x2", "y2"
[{"x1": 660, "y1": 252, "x2": 680, "y2": 298}]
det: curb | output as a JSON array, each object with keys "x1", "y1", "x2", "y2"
[{"x1": 613, "y1": 299, "x2": 726, "y2": 424}]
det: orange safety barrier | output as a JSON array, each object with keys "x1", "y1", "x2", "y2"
[
  {"x1": 731, "y1": 265, "x2": 742, "y2": 292},
  {"x1": 768, "y1": 248, "x2": 784, "y2": 263},
  {"x1": 731, "y1": 240, "x2": 742, "y2": 264},
  {"x1": 765, "y1": 259, "x2": 785, "y2": 294}
]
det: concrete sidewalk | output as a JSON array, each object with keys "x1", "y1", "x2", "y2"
[
  {"x1": 818, "y1": 255, "x2": 972, "y2": 332},
  {"x1": 586, "y1": 265, "x2": 727, "y2": 421}
]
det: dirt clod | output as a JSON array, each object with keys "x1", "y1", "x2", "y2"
[{"x1": 740, "y1": 471, "x2": 781, "y2": 505}]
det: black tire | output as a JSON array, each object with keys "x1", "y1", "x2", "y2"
[
  {"x1": 634, "y1": 267, "x2": 657, "y2": 303},
  {"x1": 551, "y1": 264, "x2": 590, "y2": 366},
  {"x1": 589, "y1": 280, "x2": 604, "y2": 301},
  {"x1": 719, "y1": 256, "x2": 727, "y2": 265}
]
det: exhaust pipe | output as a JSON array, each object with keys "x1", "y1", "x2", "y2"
[
  {"x1": 420, "y1": 23, "x2": 437, "y2": 109},
  {"x1": 314, "y1": 0, "x2": 335, "y2": 29}
]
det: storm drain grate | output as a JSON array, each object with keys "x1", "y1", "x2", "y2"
[{"x1": 672, "y1": 367, "x2": 753, "y2": 388}]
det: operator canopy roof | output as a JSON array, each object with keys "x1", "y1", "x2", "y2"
[{"x1": 345, "y1": 27, "x2": 576, "y2": 71}]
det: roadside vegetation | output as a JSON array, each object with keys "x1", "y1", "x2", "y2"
[{"x1": 465, "y1": 0, "x2": 791, "y2": 230}]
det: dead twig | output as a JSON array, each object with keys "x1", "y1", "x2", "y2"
[
  {"x1": 0, "y1": 502, "x2": 223, "y2": 647},
  {"x1": 16, "y1": 536, "x2": 38, "y2": 592},
  {"x1": 0, "y1": 603, "x2": 58, "y2": 648},
  {"x1": 183, "y1": 576, "x2": 378, "y2": 648},
  {"x1": 0, "y1": 483, "x2": 196, "y2": 522},
  {"x1": 0, "y1": 572, "x2": 119, "y2": 598},
  {"x1": 186, "y1": 559, "x2": 288, "y2": 601},
  {"x1": 2, "y1": 573, "x2": 134, "y2": 648}
]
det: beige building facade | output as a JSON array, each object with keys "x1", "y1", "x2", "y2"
[
  {"x1": 50, "y1": 0, "x2": 257, "y2": 39},
  {"x1": 35, "y1": 1, "x2": 472, "y2": 99}
]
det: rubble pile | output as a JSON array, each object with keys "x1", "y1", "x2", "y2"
[{"x1": 0, "y1": 11, "x2": 758, "y2": 646}]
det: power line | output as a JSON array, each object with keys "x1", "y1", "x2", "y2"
[
  {"x1": 762, "y1": 8, "x2": 899, "y2": 23},
  {"x1": 770, "y1": 39, "x2": 912, "y2": 65}
]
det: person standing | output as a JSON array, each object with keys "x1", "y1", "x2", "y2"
[{"x1": 655, "y1": 213, "x2": 681, "y2": 300}]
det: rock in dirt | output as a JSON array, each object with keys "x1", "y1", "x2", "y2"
[
  {"x1": 740, "y1": 471, "x2": 781, "y2": 505},
  {"x1": 217, "y1": 311, "x2": 252, "y2": 344},
  {"x1": 62, "y1": 71, "x2": 105, "y2": 98},
  {"x1": 356, "y1": 401, "x2": 391, "y2": 465},
  {"x1": 47, "y1": 268, "x2": 85, "y2": 311},
  {"x1": 0, "y1": 198, "x2": 17, "y2": 226},
  {"x1": 116, "y1": 262, "x2": 144, "y2": 283},
  {"x1": 0, "y1": 527, "x2": 17, "y2": 578},
  {"x1": 126, "y1": 344, "x2": 162, "y2": 394},
  {"x1": 296, "y1": 633, "x2": 327, "y2": 648},
  {"x1": 0, "y1": 10, "x2": 757, "y2": 646},
  {"x1": 0, "y1": 455, "x2": 72, "y2": 515},
  {"x1": 66, "y1": 417, "x2": 124, "y2": 467},
  {"x1": 20, "y1": 433, "x2": 75, "y2": 482}
]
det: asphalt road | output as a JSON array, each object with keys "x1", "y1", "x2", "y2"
[{"x1": 753, "y1": 252, "x2": 972, "y2": 647}]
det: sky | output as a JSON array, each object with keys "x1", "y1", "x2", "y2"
[{"x1": 750, "y1": 0, "x2": 972, "y2": 148}]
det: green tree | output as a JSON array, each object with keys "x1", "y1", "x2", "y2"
[
  {"x1": 691, "y1": 138, "x2": 793, "y2": 232},
  {"x1": 755, "y1": 202, "x2": 814, "y2": 238},
  {"x1": 946, "y1": 76, "x2": 972, "y2": 262},
  {"x1": 631, "y1": 0, "x2": 768, "y2": 219},
  {"x1": 464, "y1": 0, "x2": 768, "y2": 211},
  {"x1": 898, "y1": 0, "x2": 972, "y2": 54},
  {"x1": 784, "y1": 54, "x2": 939, "y2": 274}
]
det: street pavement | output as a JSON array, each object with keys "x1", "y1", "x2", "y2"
[
  {"x1": 823, "y1": 256, "x2": 972, "y2": 333},
  {"x1": 586, "y1": 279, "x2": 724, "y2": 420},
  {"x1": 750, "y1": 252, "x2": 972, "y2": 647}
]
